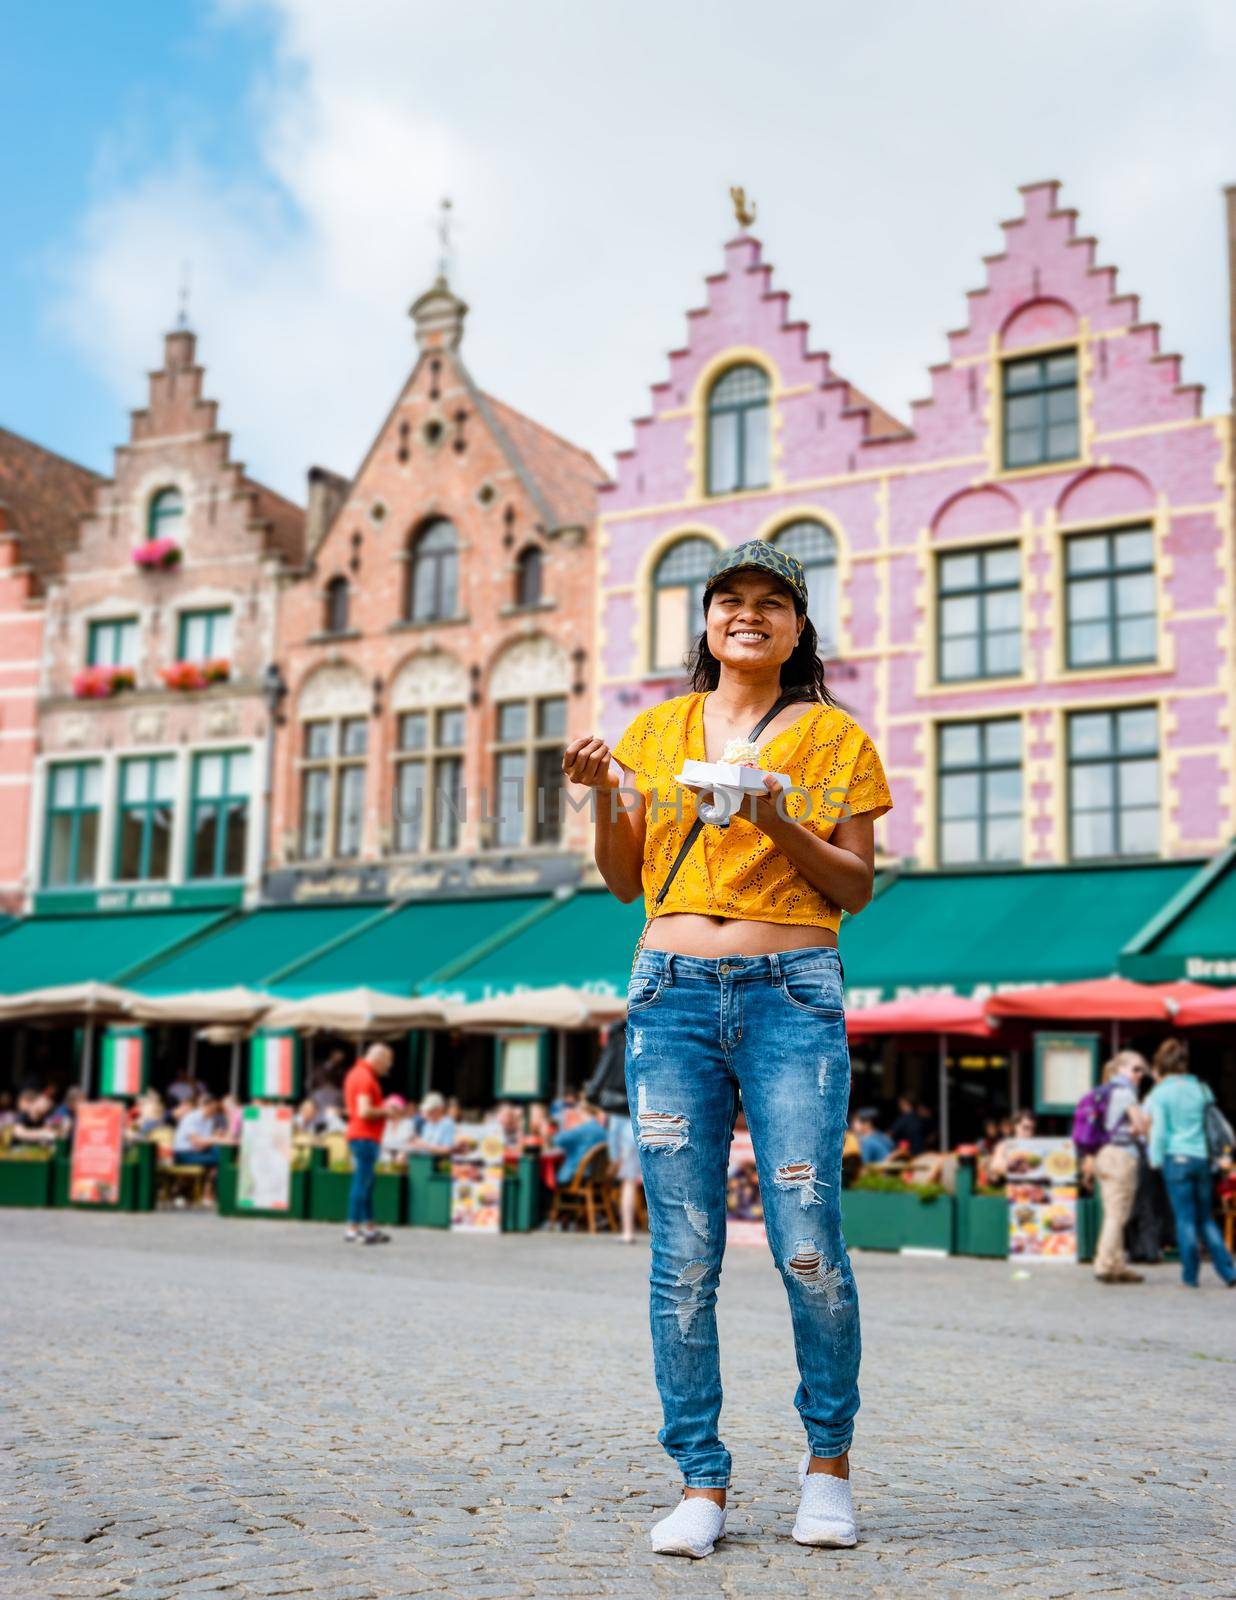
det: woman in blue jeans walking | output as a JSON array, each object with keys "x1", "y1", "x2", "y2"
[
  {"x1": 562, "y1": 540, "x2": 892, "y2": 1558},
  {"x1": 1146, "y1": 1037, "x2": 1235, "y2": 1289}
]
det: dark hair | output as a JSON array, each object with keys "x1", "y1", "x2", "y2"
[
  {"x1": 687, "y1": 587, "x2": 835, "y2": 704},
  {"x1": 1152, "y1": 1037, "x2": 1189, "y2": 1077}
]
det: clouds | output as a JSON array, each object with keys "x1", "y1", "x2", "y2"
[{"x1": 50, "y1": 0, "x2": 1236, "y2": 497}]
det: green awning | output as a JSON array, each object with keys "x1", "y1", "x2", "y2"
[
  {"x1": 270, "y1": 894, "x2": 556, "y2": 997},
  {"x1": 840, "y1": 859, "x2": 1202, "y2": 1001},
  {"x1": 1120, "y1": 841, "x2": 1236, "y2": 982},
  {"x1": 421, "y1": 888, "x2": 647, "y2": 1001},
  {"x1": 133, "y1": 905, "x2": 382, "y2": 993},
  {"x1": 0, "y1": 910, "x2": 230, "y2": 993}
]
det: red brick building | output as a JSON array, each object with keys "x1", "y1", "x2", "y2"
[
  {"x1": 266, "y1": 275, "x2": 602, "y2": 903},
  {"x1": 30, "y1": 329, "x2": 304, "y2": 915},
  {"x1": 0, "y1": 431, "x2": 101, "y2": 909}
]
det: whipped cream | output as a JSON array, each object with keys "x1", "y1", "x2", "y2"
[{"x1": 720, "y1": 737, "x2": 762, "y2": 766}]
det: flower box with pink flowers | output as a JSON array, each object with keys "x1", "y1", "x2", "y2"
[
  {"x1": 72, "y1": 665, "x2": 135, "y2": 700},
  {"x1": 159, "y1": 659, "x2": 231, "y2": 692},
  {"x1": 131, "y1": 538, "x2": 182, "y2": 571}
]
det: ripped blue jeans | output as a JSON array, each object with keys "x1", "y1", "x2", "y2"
[{"x1": 624, "y1": 947, "x2": 859, "y2": 1488}]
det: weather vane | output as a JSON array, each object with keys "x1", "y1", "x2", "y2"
[
  {"x1": 176, "y1": 260, "x2": 193, "y2": 329},
  {"x1": 730, "y1": 186, "x2": 757, "y2": 229},
  {"x1": 436, "y1": 197, "x2": 455, "y2": 282}
]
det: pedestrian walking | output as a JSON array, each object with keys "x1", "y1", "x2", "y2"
[
  {"x1": 343, "y1": 1043, "x2": 396, "y2": 1245},
  {"x1": 585, "y1": 1020, "x2": 643, "y2": 1243},
  {"x1": 564, "y1": 539, "x2": 892, "y2": 1557},
  {"x1": 1089, "y1": 1050, "x2": 1150, "y2": 1285},
  {"x1": 1146, "y1": 1038, "x2": 1236, "y2": 1289}
]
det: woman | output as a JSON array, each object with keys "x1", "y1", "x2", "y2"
[
  {"x1": 982, "y1": 1109, "x2": 1037, "y2": 1186},
  {"x1": 1146, "y1": 1038, "x2": 1236, "y2": 1289},
  {"x1": 562, "y1": 540, "x2": 891, "y2": 1558},
  {"x1": 1088, "y1": 1050, "x2": 1150, "y2": 1286}
]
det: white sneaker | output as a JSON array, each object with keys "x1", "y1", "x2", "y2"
[
  {"x1": 649, "y1": 1496, "x2": 726, "y2": 1558},
  {"x1": 793, "y1": 1453, "x2": 857, "y2": 1547}
]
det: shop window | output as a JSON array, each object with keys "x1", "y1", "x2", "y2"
[
  {"x1": 299, "y1": 717, "x2": 368, "y2": 861},
  {"x1": 178, "y1": 608, "x2": 232, "y2": 662},
  {"x1": 514, "y1": 546, "x2": 543, "y2": 608},
  {"x1": 324, "y1": 576, "x2": 350, "y2": 636},
  {"x1": 147, "y1": 486, "x2": 185, "y2": 539},
  {"x1": 491, "y1": 694, "x2": 566, "y2": 848},
  {"x1": 1067, "y1": 705, "x2": 1159, "y2": 860},
  {"x1": 707, "y1": 364, "x2": 770, "y2": 494},
  {"x1": 115, "y1": 756, "x2": 176, "y2": 882},
  {"x1": 937, "y1": 545, "x2": 1021, "y2": 681},
  {"x1": 651, "y1": 536, "x2": 714, "y2": 673},
  {"x1": 1002, "y1": 350, "x2": 1078, "y2": 469},
  {"x1": 772, "y1": 521, "x2": 838, "y2": 654},
  {"x1": 188, "y1": 749, "x2": 251, "y2": 879},
  {"x1": 394, "y1": 705, "x2": 465, "y2": 853},
  {"x1": 937, "y1": 719, "x2": 1022, "y2": 866},
  {"x1": 43, "y1": 761, "x2": 102, "y2": 888},
  {"x1": 407, "y1": 518, "x2": 459, "y2": 622},
  {"x1": 87, "y1": 617, "x2": 138, "y2": 669},
  {"x1": 1064, "y1": 526, "x2": 1156, "y2": 669}
]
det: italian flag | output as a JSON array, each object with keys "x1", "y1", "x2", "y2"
[
  {"x1": 250, "y1": 1033, "x2": 296, "y2": 1099},
  {"x1": 101, "y1": 1031, "x2": 144, "y2": 1097}
]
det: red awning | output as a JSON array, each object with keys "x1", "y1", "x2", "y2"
[
  {"x1": 845, "y1": 993, "x2": 995, "y2": 1039},
  {"x1": 1166, "y1": 987, "x2": 1236, "y2": 1027},
  {"x1": 985, "y1": 976, "x2": 1213, "y2": 1023}
]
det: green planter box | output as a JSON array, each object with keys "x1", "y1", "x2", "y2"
[
  {"x1": 309, "y1": 1164, "x2": 405, "y2": 1226},
  {"x1": 215, "y1": 1145, "x2": 310, "y2": 1219},
  {"x1": 841, "y1": 1187, "x2": 954, "y2": 1253},
  {"x1": 0, "y1": 1152, "x2": 55, "y2": 1207},
  {"x1": 52, "y1": 1142, "x2": 156, "y2": 1213},
  {"x1": 407, "y1": 1152, "x2": 452, "y2": 1229},
  {"x1": 500, "y1": 1154, "x2": 542, "y2": 1234},
  {"x1": 953, "y1": 1162, "x2": 1009, "y2": 1258}
]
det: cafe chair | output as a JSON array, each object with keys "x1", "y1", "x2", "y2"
[{"x1": 548, "y1": 1141, "x2": 619, "y2": 1234}]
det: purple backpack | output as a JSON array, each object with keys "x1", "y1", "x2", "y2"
[{"x1": 1072, "y1": 1080, "x2": 1114, "y2": 1155}]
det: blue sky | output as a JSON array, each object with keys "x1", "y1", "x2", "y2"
[{"x1": 6, "y1": 2, "x2": 1236, "y2": 499}]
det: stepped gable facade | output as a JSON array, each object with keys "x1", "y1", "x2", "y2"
[
  {"x1": 267, "y1": 274, "x2": 602, "y2": 903},
  {"x1": 598, "y1": 182, "x2": 1233, "y2": 871}
]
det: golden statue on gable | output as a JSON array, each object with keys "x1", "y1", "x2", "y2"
[{"x1": 730, "y1": 186, "x2": 757, "y2": 229}]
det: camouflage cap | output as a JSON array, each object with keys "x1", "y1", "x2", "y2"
[{"x1": 703, "y1": 539, "x2": 808, "y2": 612}]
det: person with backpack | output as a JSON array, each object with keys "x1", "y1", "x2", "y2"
[
  {"x1": 585, "y1": 1020, "x2": 642, "y2": 1243},
  {"x1": 1076, "y1": 1051, "x2": 1150, "y2": 1284},
  {"x1": 1146, "y1": 1037, "x2": 1236, "y2": 1289}
]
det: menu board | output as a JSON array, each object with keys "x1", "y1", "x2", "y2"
[
  {"x1": 238, "y1": 1105, "x2": 292, "y2": 1211},
  {"x1": 726, "y1": 1128, "x2": 765, "y2": 1245},
  {"x1": 451, "y1": 1122, "x2": 506, "y2": 1234},
  {"x1": 69, "y1": 1102, "x2": 125, "y2": 1205},
  {"x1": 1003, "y1": 1137, "x2": 1078, "y2": 1263}
]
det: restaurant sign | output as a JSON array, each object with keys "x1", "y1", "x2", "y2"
[
  {"x1": 32, "y1": 883, "x2": 245, "y2": 916},
  {"x1": 262, "y1": 853, "x2": 582, "y2": 906}
]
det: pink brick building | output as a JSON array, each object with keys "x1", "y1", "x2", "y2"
[{"x1": 598, "y1": 182, "x2": 1234, "y2": 873}]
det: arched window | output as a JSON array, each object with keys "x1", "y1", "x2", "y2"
[
  {"x1": 407, "y1": 518, "x2": 459, "y2": 622},
  {"x1": 707, "y1": 364, "x2": 770, "y2": 495},
  {"x1": 651, "y1": 536, "x2": 715, "y2": 672},
  {"x1": 514, "y1": 546, "x2": 543, "y2": 609},
  {"x1": 772, "y1": 520, "x2": 839, "y2": 655},
  {"x1": 324, "y1": 576, "x2": 350, "y2": 636},
  {"x1": 147, "y1": 487, "x2": 184, "y2": 541}
]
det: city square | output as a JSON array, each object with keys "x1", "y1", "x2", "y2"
[{"x1": 4, "y1": 1211, "x2": 1235, "y2": 1599}]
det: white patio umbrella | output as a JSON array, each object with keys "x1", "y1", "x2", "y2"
[
  {"x1": 442, "y1": 985, "x2": 627, "y2": 1032},
  {"x1": 125, "y1": 986, "x2": 275, "y2": 1027},
  {"x1": 260, "y1": 987, "x2": 450, "y2": 1039},
  {"x1": 0, "y1": 982, "x2": 140, "y2": 1091}
]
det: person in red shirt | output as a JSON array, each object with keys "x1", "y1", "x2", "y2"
[{"x1": 343, "y1": 1043, "x2": 396, "y2": 1244}]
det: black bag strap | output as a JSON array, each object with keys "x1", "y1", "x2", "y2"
[{"x1": 652, "y1": 691, "x2": 808, "y2": 908}]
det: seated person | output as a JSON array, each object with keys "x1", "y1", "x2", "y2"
[
  {"x1": 134, "y1": 1090, "x2": 167, "y2": 1136},
  {"x1": 293, "y1": 1097, "x2": 319, "y2": 1137},
  {"x1": 380, "y1": 1096, "x2": 421, "y2": 1162},
  {"x1": 404, "y1": 1091, "x2": 457, "y2": 1154},
  {"x1": 11, "y1": 1089, "x2": 57, "y2": 1145},
  {"x1": 492, "y1": 1101, "x2": 525, "y2": 1147},
  {"x1": 551, "y1": 1101, "x2": 608, "y2": 1184},
  {"x1": 526, "y1": 1102, "x2": 555, "y2": 1145},
  {"x1": 172, "y1": 1094, "x2": 224, "y2": 1167},
  {"x1": 851, "y1": 1108, "x2": 894, "y2": 1165}
]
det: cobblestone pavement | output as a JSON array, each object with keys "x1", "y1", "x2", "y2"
[{"x1": 3, "y1": 1213, "x2": 1234, "y2": 1599}]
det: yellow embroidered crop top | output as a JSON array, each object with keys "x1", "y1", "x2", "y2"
[{"x1": 611, "y1": 692, "x2": 893, "y2": 933}]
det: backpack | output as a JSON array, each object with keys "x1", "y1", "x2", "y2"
[
  {"x1": 1072, "y1": 1080, "x2": 1115, "y2": 1155},
  {"x1": 1204, "y1": 1094, "x2": 1235, "y2": 1169}
]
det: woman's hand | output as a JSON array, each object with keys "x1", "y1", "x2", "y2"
[
  {"x1": 562, "y1": 735, "x2": 619, "y2": 790},
  {"x1": 745, "y1": 772, "x2": 790, "y2": 834}
]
